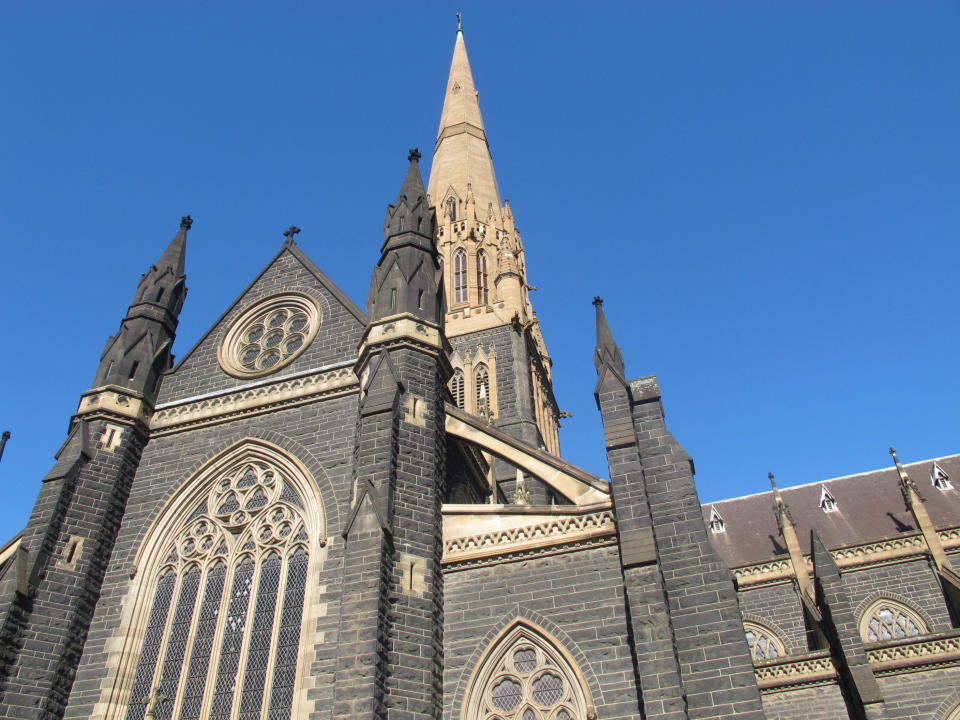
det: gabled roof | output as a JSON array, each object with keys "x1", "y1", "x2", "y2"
[{"x1": 703, "y1": 454, "x2": 960, "y2": 567}]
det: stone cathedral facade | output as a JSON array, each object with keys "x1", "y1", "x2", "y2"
[{"x1": 1, "y1": 27, "x2": 960, "y2": 720}]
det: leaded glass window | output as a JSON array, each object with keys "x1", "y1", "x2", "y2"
[
  {"x1": 124, "y1": 458, "x2": 311, "y2": 720},
  {"x1": 743, "y1": 622, "x2": 787, "y2": 662},
  {"x1": 454, "y1": 249, "x2": 468, "y2": 304},
  {"x1": 464, "y1": 622, "x2": 591, "y2": 720},
  {"x1": 860, "y1": 599, "x2": 927, "y2": 643}
]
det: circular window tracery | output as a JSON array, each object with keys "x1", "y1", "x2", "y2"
[{"x1": 219, "y1": 293, "x2": 321, "y2": 378}]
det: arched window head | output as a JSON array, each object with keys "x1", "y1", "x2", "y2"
[
  {"x1": 475, "y1": 363, "x2": 490, "y2": 417},
  {"x1": 447, "y1": 196, "x2": 458, "y2": 222},
  {"x1": 859, "y1": 598, "x2": 927, "y2": 643},
  {"x1": 743, "y1": 621, "x2": 787, "y2": 662},
  {"x1": 454, "y1": 249, "x2": 468, "y2": 305},
  {"x1": 451, "y1": 368, "x2": 465, "y2": 410},
  {"x1": 462, "y1": 621, "x2": 593, "y2": 720},
  {"x1": 477, "y1": 250, "x2": 489, "y2": 305},
  {"x1": 110, "y1": 442, "x2": 324, "y2": 720}
]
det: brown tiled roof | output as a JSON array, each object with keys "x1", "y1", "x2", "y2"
[{"x1": 702, "y1": 454, "x2": 960, "y2": 568}]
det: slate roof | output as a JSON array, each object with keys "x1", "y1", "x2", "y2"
[{"x1": 703, "y1": 454, "x2": 960, "y2": 567}]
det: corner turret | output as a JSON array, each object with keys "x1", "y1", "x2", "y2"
[
  {"x1": 367, "y1": 150, "x2": 443, "y2": 324},
  {"x1": 91, "y1": 216, "x2": 189, "y2": 402}
]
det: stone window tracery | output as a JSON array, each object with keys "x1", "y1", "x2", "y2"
[
  {"x1": 219, "y1": 293, "x2": 321, "y2": 378},
  {"x1": 454, "y1": 249, "x2": 468, "y2": 304},
  {"x1": 743, "y1": 621, "x2": 787, "y2": 662},
  {"x1": 463, "y1": 622, "x2": 592, "y2": 720},
  {"x1": 123, "y1": 459, "x2": 311, "y2": 720},
  {"x1": 859, "y1": 599, "x2": 927, "y2": 643}
]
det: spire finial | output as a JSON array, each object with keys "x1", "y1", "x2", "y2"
[
  {"x1": 283, "y1": 225, "x2": 301, "y2": 246},
  {"x1": 456, "y1": 12, "x2": 463, "y2": 33},
  {"x1": 180, "y1": 215, "x2": 193, "y2": 230},
  {"x1": 408, "y1": 147, "x2": 421, "y2": 163},
  {"x1": 593, "y1": 296, "x2": 603, "y2": 307},
  {"x1": 768, "y1": 472, "x2": 777, "y2": 491}
]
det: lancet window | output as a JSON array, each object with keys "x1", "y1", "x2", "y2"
[
  {"x1": 859, "y1": 599, "x2": 927, "y2": 643},
  {"x1": 475, "y1": 364, "x2": 490, "y2": 416},
  {"x1": 477, "y1": 250, "x2": 489, "y2": 305},
  {"x1": 463, "y1": 622, "x2": 592, "y2": 720},
  {"x1": 454, "y1": 249, "x2": 468, "y2": 304},
  {"x1": 451, "y1": 368, "x2": 466, "y2": 410},
  {"x1": 123, "y1": 458, "x2": 312, "y2": 720},
  {"x1": 743, "y1": 622, "x2": 787, "y2": 662}
]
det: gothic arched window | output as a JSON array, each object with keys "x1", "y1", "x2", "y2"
[
  {"x1": 454, "y1": 249, "x2": 468, "y2": 304},
  {"x1": 477, "y1": 250, "x2": 489, "y2": 305},
  {"x1": 451, "y1": 368, "x2": 465, "y2": 409},
  {"x1": 475, "y1": 363, "x2": 490, "y2": 415},
  {"x1": 110, "y1": 442, "x2": 324, "y2": 720},
  {"x1": 462, "y1": 621, "x2": 593, "y2": 720},
  {"x1": 859, "y1": 598, "x2": 927, "y2": 643},
  {"x1": 447, "y1": 196, "x2": 458, "y2": 222},
  {"x1": 743, "y1": 621, "x2": 788, "y2": 662}
]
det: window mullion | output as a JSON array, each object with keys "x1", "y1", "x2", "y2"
[
  {"x1": 198, "y1": 559, "x2": 239, "y2": 720},
  {"x1": 146, "y1": 569, "x2": 186, "y2": 709},
  {"x1": 258, "y1": 550, "x2": 291, "y2": 720},
  {"x1": 168, "y1": 563, "x2": 211, "y2": 720},
  {"x1": 229, "y1": 553, "x2": 265, "y2": 720}
]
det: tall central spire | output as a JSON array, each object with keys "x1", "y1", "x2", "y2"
[{"x1": 427, "y1": 23, "x2": 502, "y2": 223}]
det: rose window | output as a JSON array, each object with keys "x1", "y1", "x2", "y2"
[{"x1": 219, "y1": 293, "x2": 321, "y2": 378}]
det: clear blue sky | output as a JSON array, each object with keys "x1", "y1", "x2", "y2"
[{"x1": 1, "y1": 2, "x2": 958, "y2": 541}]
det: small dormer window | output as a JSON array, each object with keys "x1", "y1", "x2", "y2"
[
  {"x1": 819, "y1": 486, "x2": 838, "y2": 513},
  {"x1": 708, "y1": 507, "x2": 725, "y2": 534},
  {"x1": 931, "y1": 462, "x2": 952, "y2": 491}
]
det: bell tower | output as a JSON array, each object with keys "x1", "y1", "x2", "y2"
[{"x1": 427, "y1": 22, "x2": 561, "y2": 501}]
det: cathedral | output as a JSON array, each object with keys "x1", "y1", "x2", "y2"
[{"x1": 2, "y1": 24, "x2": 960, "y2": 720}]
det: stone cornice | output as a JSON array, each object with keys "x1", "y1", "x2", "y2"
[
  {"x1": 76, "y1": 386, "x2": 152, "y2": 427},
  {"x1": 866, "y1": 630, "x2": 960, "y2": 675},
  {"x1": 442, "y1": 508, "x2": 616, "y2": 571},
  {"x1": 731, "y1": 527, "x2": 960, "y2": 587},
  {"x1": 754, "y1": 630, "x2": 960, "y2": 693},
  {"x1": 150, "y1": 363, "x2": 358, "y2": 436},
  {"x1": 754, "y1": 651, "x2": 837, "y2": 692}
]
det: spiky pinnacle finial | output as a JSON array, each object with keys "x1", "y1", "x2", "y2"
[
  {"x1": 456, "y1": 12, "x2": 463, "y2": 33},
  {"x1": 768, "y1": 472, "x2": 777, "y2": 491},
  {"x1": 180, "y1": 215, "x2": 193, "y2": 230}
]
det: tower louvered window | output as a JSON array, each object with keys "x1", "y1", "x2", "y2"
[
  {"x1": 451, "y1": 368, "x2": 465, "y2": 409},
  {"x1": 475, "y1": 363, "x2": 490, "y2": 415},
  {"x1": 463, "y1": 622, "x2": 592, "y2": 720},
  {"x1": 477, "y1": 250, "x2": 489, "y2": 305},
  {"x1": 124, "y1": 459, "x2": 311, "y2": 720},
  {"x1": 454, "y1": 249, "x2": 468, "y2": 304}
]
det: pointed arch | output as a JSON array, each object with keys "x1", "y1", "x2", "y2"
[
  {"x1": 857, "y1": 595, "x2": 929, "y2": 643},
  {"x1": 98, "y1": 439, "x2": 327, "y2": 720},
  {"x1": 460, "y1": 619, "x2": 595, "y2": 720},
  {"x1": 453, "y1": 247, "x2": 469, "y2": 304}
]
